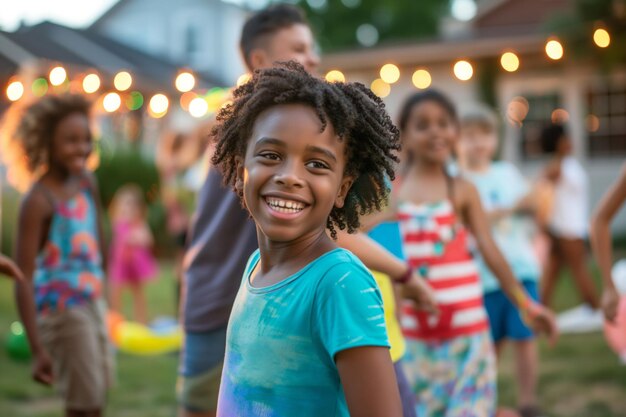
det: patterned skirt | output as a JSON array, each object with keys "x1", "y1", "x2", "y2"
[{"x1": 401, "y1": 330, "x2": 496, "y2": 417}]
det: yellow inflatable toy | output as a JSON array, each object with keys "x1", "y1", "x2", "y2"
[{"x1": 107, "y1": 311, "x2": 182, "y2": 356}]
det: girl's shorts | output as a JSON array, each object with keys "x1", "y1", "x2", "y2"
[{"x1": 37, "y1": 299, "x2": 114, "y2": 410}]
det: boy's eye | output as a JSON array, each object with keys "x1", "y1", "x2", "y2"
[
  {"x1": 259, "y1": 152, "x2": 280, "y2": 160},
  {"x1": 306, "y1": 160, "x2": 329, "y2": 170}
]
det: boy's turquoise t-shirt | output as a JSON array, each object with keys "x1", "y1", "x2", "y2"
[
  {"x1": 217, "y1": 248, "x2": 389, "y2": 417},
  {"x1": 465, "y1": 161, "x2": 541, "y2": 293}
]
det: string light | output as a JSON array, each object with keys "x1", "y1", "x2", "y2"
[
  {"x1": 545, "y1": 39, "x2": 564, "y2": 60},
  {"x1": 175, "y1": 72, "x2": 195, "y2": 92},
  {"x1": 114, "y1": 71, "x2": 132, "y2": 91},
  {"x1": 500, "y1": 52, "x2": 520, "y2": 72},
  {"x1": 6, "y1": 80, "x2": 24, "y2": 101},
  {"x1": 370, "y1": 79, "x2": 390, "y2": 98},
  {"x1": 453, "y1": 60, "x2": 473, "y2": 81},
  {"x1": 189, "y1": 97, "x2": 209, "y2": 118},
  {"x1": 380, "y1": 64, "x2": 400, "y2": 84},
  {"x1": 593, "y1": 28, "x2": 610, "y2": 48},
  {"x1": 325, "y1": 70, "x2": 346, "y2": 83},
  {"x1": 83, "y1": 74, "x2": 101, "y2": 94},
  {"x1": 103, "y1": 92, "x2": 121, "y2": 112},
  {"x1": 236, "y1": 73, "x2": 251, "y2": 87},
  {"x1": 149, "y1": 93, "x2": 169, "y2": 118},
  {"x1": 412, "y1": 69, "x2": 431, "y2": 89},
  {"x1": 49, "y1": 66, "x2": 67, "y2": 86}
]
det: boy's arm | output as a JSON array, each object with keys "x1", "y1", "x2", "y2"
[
  {"x1": 0, "y1": 254, "x2": 24, "y2": 281},
  {"x1": 591, "y1": 164, "x2": 626, "y2": 322},
  {"x1": 461, "y1": 179, "x2": 558, "y2": 344},
  {"x1": 336, "y1": 346, "x2": 403, "y2": 417},
  {"x1": 15, "y1": 191, "x2": 54, "y2": 385}
]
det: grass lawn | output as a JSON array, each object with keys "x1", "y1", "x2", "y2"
[{"x1": 1, "y1": 261, "x2": 626, "y2": 416}]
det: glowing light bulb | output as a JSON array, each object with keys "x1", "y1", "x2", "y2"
[
  {"x1": 545, "y1": 39, "x2": 564, "y2": 60},
  {"x1": 103, "y1": 92, "x2": 121, "y2": 112},
  {"x1": 412, "y1": 69, "x2": 431, "y2": 89},
  {"x1": 593, "y1": 28, "x2": 610, "y2": 48},
  {"x1": 500, "y1": 52, "x2": 520, "y2": 72},
  {"x1": 189, "y1": 97, "x2": 209, "y2": 118},
  {"x1": 370, "y1": 79, "x2": 390, "y2": 98},
  {"x1": 83, "y1": 73, "x2": 101, "y2": 94},
  {"x1": 6, "y1": 81, "x2": 24, "y2": 101},
  {"x1": 325, "y1": 70, "x2": 346, "y2": 83},
  {"x1": 453, "y1": 60, "x2": 473, "y2": 81},
  {"x1": 380, "y1": 64, "x2": 400, "y2": 84},
  {"x1": 175, "y1": 72, "x2": 196, "y2": 92},
  {"x1": 149, "y1": 93, "x2": 169, "y2": 118},
  {"x1": 114, "y1": 71, "x2": 132, "y2": 91},
  {"x1": 49, "y1": 66, "x2": 67, "y2": 86}
]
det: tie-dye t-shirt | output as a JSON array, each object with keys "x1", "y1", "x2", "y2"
[
  {"x1": 34, "y1": 179, "x2": 103, "y2": 315},
  {"x1": 217, "y1": 248, "x2": 389, "y2": 417}
]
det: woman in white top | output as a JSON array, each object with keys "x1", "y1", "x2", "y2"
[{"x1": 540, "y1": 124, "x2": 600, "y2": 312}]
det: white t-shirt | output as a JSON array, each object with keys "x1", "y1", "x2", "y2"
[{"x1": 549, "y1": 157, "x2": 589, "y2": 238}]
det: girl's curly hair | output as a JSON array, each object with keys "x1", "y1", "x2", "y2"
[
  {"x1": 211, "y1": 61, "x2": 400, "y2": 237},
  {"x1": 1, "y1": 94, "x2": 92, "y2": 191}
]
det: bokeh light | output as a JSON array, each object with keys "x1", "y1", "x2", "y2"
[
  {"x1": 412, "y1": 69, "x2": 432, "y2": 89},
  {"x1": 545, "y1": 39, "x2": 564, "y2": 60},
  {"x1": 49, "y1": 66, "x2": 67, "y2": 86},
  {"x1": 180, "y1": 91, "x2": 197, "y2": 111},
  {"x1": 500, "y1": 52, "x2": 520, "y2": 72},
  {"x1": 83, "y1": 73, "x2": 101, "y2": 94},
  {"x1": 32, "y1": 78, "x2": 48, "y2": 97},
  {"x1": 114, "y1": 71, "x2": 133, "y2": 91},
  {"x1": 237, "y1": 73, "x2": 251, "y2": 87},
  {"x1": 6, "y1": 81, "x2": 24, "y2": 101},
  {"x1": 149, "y1": 93, "x2": 169, "y2": 118},
  {"x1": 507, "y1": 96, "x2": 529, "y2": 126},
  {"x1": 325, "y1": 70, "x2": 346, "y2": 83},
  {"x1": 370, "y1": 79, "x2": 390, "y2": 98},
  {"x1": 593, "y1": 28, "x2": 611, "y2": 48},
  {"x1": 175, "y1": 72, "x2": 196, "y2": 92},
  {"x1": 126, "y1": 91, "x2": 144, "y2": 110},
  {"x1": 189, "y1": 97, "x2": 209, "y2": 118},
  {"x1": 551, "y1": 108, "x2": 570, "y2": 123},
  {"x1": 586, "y1": 114, "x2": 600, "y2": 132},
  {"x1": 380, "y1": 64, "x2": 400, "y2": 84},
  {"x1": 453, "y1": 60, "x2": 473, "y2": 81},
  {"x1": 103, "y1": 92, "x2": 121, "y2": 112}
]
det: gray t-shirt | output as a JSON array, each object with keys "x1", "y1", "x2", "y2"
[{"x1": 182, "y1": 167, "x2": 258, "y2": 332}]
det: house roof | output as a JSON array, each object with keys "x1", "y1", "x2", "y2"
[{"x1": 0, "y1": 21, "x2": 221, "y2": 91}]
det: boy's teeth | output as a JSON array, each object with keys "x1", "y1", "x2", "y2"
[{"x1": 266, "y1": 197, "x2": 304, "y2": 212}]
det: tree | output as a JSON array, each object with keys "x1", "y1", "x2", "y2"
[{"x1": 272, "y1": 0, "x2": 451, "y2": 52}]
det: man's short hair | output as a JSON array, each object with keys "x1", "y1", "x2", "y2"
[{"x1": 239, "y1": 4, "x2": 308, "y2": 70}]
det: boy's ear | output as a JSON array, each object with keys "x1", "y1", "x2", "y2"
[
  {"x1": 234, "y1": 156, "x2": 245, "y2": 197},
  {"x1": 335, "y1": 176, "x2": 355, "y2": 209},
  {"x1": 248, "y1": 49, "x2": 268, "y2": 71}
]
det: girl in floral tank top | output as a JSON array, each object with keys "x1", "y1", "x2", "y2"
[{"x1": 366, "y1": 91, "x2": 557, "y2": 417}]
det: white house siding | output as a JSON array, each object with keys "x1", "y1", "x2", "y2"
[{"x1": 94, "y1": 0, "x2": 248, "y2": 86}]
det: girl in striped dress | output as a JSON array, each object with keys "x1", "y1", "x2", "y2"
[{"x1": 370, "y1": 91, "x2": 557, "y2": 417}]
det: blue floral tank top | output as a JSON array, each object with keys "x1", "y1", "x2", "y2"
[{"x1": 33, "y1": 178, "x2": 104, "y2": 315}]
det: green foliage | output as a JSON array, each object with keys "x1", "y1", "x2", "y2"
[
  {"x1": 286, "y1": 0, "x2": 451, "y2": 52},
  {"x1": 545, "y1": 0, "x2": 626, "y2": 70},
  {"x1": 94, "y1": 148, "x2": 171, "y2": 254}
]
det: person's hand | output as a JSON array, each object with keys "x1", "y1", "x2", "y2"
[
  {"x1": 525, "y1": 301, "x2": 558, "y2": 346},
  {"x1": 401, "y1": 273, "x2": 439, "y2": 316},
  {"x1": 601, "y1": 287, "x2": 620, "y2": 323},
  {"x1": 0, "y1": 254, "x2": 24, "y2": 281},
  {"x1": 32, "y1": 350, "x2": 54, "y2": 386}
]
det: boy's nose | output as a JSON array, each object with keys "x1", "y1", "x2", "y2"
[{"x1": 274, "y1": 162, "x2": 304, "y2": 188}]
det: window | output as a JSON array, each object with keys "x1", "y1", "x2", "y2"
[
  {"x1": 587, "y1": 84, "x2": 626, "y2": 157},
  {"x1": 507, "y1": 93, "x2": 562, "y2": 159}
]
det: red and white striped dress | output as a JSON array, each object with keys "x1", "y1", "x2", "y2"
[{"x1": 398, "y1": 199, "x2": 489, "y2": 341}]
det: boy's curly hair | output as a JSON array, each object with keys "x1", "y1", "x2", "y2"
[
  {"x1": 211, "y1": 62, "x2": 400, "y2": 237},
  {"x1": 1, "y1": 94, "x2": 91, "y2": 191}
]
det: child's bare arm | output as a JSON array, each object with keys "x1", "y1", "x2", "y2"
[
  {"x1": 336, "y1": 231, "x2": 438, "y2": 314},
  {"x1": 336, "y1": 346, "x2": 402, "y2": 417},
  {"x1": 0, "y1": 254, "x2": 24, "y2": 281},
  {"x1": 15, "y1": 190, "x2": 54, "y2": 385},
  {"x1": 461, "y1": 179, "x2": 558, "y2": 344},
  {"x1": 591, "y1": 164, "x2": 626, "y2": 322}
]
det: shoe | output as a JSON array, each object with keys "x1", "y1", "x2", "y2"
[{"x1": 556, "y1": 304, "x2": 604, "y2": 333}]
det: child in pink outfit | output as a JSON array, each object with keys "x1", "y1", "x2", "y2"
[{"x1": 109, "y1": 184, "x2": 157, "y2": 323}]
